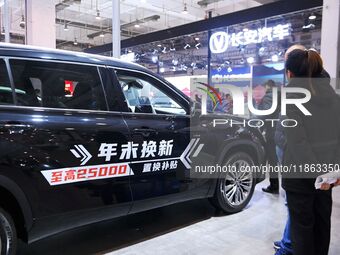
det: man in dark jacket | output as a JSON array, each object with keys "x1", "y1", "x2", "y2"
[
  {"x1": 258, "y1": 80, "x2": 280, "y2": 194},
  {"x1": 283, "y1": 49, "x2": 340, "y2": 255}
]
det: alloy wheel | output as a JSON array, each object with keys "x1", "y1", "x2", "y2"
[{"x1": 220, "y1": 159, "x2": 254, "y2": 207}]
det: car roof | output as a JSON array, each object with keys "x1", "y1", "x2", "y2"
[
  {"x1": 0, "y1": 43, "x2": 191, "y2": 104},
  {"x1": 0, "y1": 43, "x2": 147, "y2": 72}
]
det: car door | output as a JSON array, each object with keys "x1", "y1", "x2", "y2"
[
  {"x1": 110, "y1": 68, "x2": 207, "y2": 212},
  {"x1": 2, "y1": 58, "x2": 132, "y2": 223}
]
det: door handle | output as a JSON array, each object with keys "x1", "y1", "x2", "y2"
[
  {"x1": 179, "y1": 179, "x2": 193, "y2": 183},
  {"x1": 133, "y1": 128, "x2": 157, "y2": 138},
  {"x1": 133, "y1": 128, "x2": 157, "y2": 133}
]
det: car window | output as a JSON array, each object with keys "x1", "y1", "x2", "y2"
[
  {"x1": 9, "y1": 60, "x2": 107, "y2": 111},
  {"x1": 0, "y1": 59, "x2": 13, "y2": 105},
  {"x1": 115, "y1": 70, "x2": 186, "y2": 115}
]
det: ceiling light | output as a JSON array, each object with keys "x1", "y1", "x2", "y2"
[
  {"x1": 73, "y1": 38, "x2": 78, "y2": 45},
  {"x1": 64, "y1": 23, "x2": 69, "y2": 31},
  {"x1": 182, "y1": 3, "x2": 188, "y2": 14},
  {"x1": 96, "y1": 10, "x2": 101, "y2": 20},
  {"x1": 302, "y1": 23, "x2": 315, "y2": 30},
  {"x1": 309, "y1": 13, "x2": 316, "y2": 20},
  {"x1": 99, "y1": 32, "x2": 105, "y2": 37},
  {"x1": 134, "y1": 23, "x2": 140, "y2": 28},
  {"x1": 238, "y1": 45, "x2": 246, "y2": 53},
  {"x1": 19, "y1": 15, "x2": 25, "y2": 28},
  {"x1": 160, "y1": 67, "x2": 165, "y2": 73},
  {"x1": 157, "y1": 44, "x2": 162, "y2": 47},
  {"x1": 258, "y1": 46, "x2": 266, "y2": 56},
  {"x1": 151, "y1": 56, "x2": 158, "y2": 63},
  {"x1": 271, "y1": 54, "x2": 279, "y2": 62},
  {"x1": 184, "y1": 43, "x2": 191, "y2": 50},
  {"x1": 181, "y1": 64, "x2": 188, "y2": 71},
  {"x1": 195, "y1": 37, "x2": 200, "y2": 41},
  {"x1": 247, "y1": 57, "x2": 255, "y2": 64}
]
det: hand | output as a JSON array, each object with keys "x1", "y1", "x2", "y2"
[
  {"x1": 320, "y1": 183, "x2": 332, "y2": 190},
  {"x1": 335, "y1": 179, "x2": 340, "y2": 187}
]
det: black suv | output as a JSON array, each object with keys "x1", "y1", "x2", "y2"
[{"x1": 0, "y1": 44, "x2": 265, "y2": 255}]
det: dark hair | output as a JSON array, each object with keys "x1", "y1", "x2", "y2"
[
  {"x1": 285, "y1": 49, "x2": 323, "y2": 77},
  {"x1": 265, "y1": 79, "x2": 276, "y2": 88},
  {"x1": 285, "y1": 49, "x2": 323, "y2": 93}
]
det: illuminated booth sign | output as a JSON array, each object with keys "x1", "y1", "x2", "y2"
[{"x1": 210, "y1": 23, "x2": 291, "y2": 54}]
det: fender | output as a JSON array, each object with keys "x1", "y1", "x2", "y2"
[
  {"x1": 0, "y1": 175, "x2": 33, "y2": 232},
  {"x1": 206, "y1": 138, "x2": 265, "y2": 197},
  {"x1": 216, "y1": 138, "x2": 265, "y2": 166}
]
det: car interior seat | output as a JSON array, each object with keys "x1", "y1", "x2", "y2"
[{"x1": 42, "y1": 77, "x2": 67, "y2": 108}]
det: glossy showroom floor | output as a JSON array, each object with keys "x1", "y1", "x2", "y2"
[{"x1": 18, "y1": 180, "x2": 340, "y2": 255}]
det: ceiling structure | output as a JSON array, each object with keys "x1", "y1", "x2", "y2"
[
  {"x1": 119, "y1": 7, "x2": 322, "y2": 76},
  {"x1": 0, "y1": 0, "x2": 321, "y2": 77},
  {"x1": 0, "y1": 0, "x2": 278, "y2": 50}
]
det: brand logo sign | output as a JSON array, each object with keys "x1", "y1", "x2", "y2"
[
  {"x1": 209, "y1": 32, "x2": 229, "y2": 54},
  {"x1": 209, "y1": 23, "x2": 291, "y2": 54}
]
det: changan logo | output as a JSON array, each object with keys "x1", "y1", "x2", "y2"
[
  {"x1": 209, "y1": 32, "x2": 229, "y2": 54},
  {"x1": 209, "y1": 23, "x2": 291, "y2": 54}
]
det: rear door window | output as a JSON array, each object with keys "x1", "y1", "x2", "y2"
[
  {"x1": 115, "y1": 70, "x2": 187, "y2": 115},
  {"x1": 9, "y1": 59, "x2": 107, "y2": 111},
  {"x1": 0, "y1": 59, "x2": 13, "y2": 105}
]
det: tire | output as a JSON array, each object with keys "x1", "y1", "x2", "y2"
[
  {"x1": 210, "y1": 152, "x2": 256, "y2": 213},
  {"x1": 0, "y1": 208, "x2": 17, "y2": 255}
]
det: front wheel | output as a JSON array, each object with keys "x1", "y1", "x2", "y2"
[
  {"x1": 0, "y1": 208, "x2": 17, "y2": 255},
  {"x1": 210, "y1": 152, "x2": 256, "y2": 213}
]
